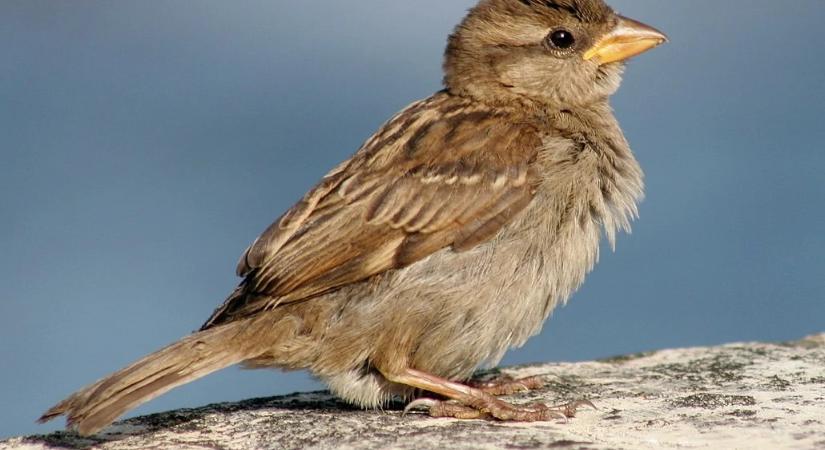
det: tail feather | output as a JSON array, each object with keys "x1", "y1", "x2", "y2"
[{"x1": 39, "y1": 320, "x2": 256, "y2": 436}]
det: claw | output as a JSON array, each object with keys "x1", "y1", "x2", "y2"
[
  {"x1": 578, "y1": 399, "x2": 598, "y2": 411},
  {"x1": 403, "y1": 398, "x2": 440, "y2": 416},
  {"x1": 524, "y1": 402, "x2": 570, "y2": 421},
  {"x1": 550, "y1": 399, "x2": 598, "y2": 418}
]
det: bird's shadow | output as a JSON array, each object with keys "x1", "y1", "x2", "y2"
[{"x1": 25, "y1": 390, "x2": 391, "y2": 450}]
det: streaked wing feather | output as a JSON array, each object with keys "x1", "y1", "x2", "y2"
[{"x1": 202, "y1": 94, "x2": 541, "y2": 329}]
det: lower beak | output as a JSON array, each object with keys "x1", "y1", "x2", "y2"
[{"x1": 583, "y1": 16, "x2": 667, "y2": 65}]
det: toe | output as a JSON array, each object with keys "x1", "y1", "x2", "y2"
[{"x1": 403, "y1": 399, "x2": 487, "y2": 419}]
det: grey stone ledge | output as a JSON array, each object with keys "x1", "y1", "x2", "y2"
[{"x1": 4, "y1": 334, "x2": 824, "y2": 450}]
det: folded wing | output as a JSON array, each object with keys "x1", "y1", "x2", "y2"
[{"x1": 202, "y1": 95, "x2": 542, "y2": 329}]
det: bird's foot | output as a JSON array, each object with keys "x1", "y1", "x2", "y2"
[
  {"x1": 468, "y1": 375, "x2": 545, "y2": 396},
  {"x1": 405, "y1": 397, "x2": 593, "y2": 421},
  {"x1": 391, "y1": 368, "x2": 595, "y2": 422}
]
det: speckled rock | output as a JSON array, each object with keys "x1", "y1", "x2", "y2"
[{"x1": 4, "y1": 334, "x2": 824, "y2": 450}]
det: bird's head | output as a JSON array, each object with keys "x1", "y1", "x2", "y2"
[{"x1": 444, "y1": 0, "x2": 667, "y2": 109}]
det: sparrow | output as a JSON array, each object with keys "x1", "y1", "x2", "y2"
[{"x1": 40, "y1": 0, "x2": 666, "y2": 435}]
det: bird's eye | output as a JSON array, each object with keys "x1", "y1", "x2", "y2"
[{"x1": 548, "y1": 29, "x2": 575, "y2": 50}]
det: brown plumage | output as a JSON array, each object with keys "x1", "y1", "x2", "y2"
[{"x1": 40, "y1": 0, "x2": 666, "y2": 435}]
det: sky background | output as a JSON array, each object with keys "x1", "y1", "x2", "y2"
[{"x1": 2, "y1": 0, "x2": 824, "y2": 440}]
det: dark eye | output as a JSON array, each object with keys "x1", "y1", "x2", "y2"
[{"x1": 548, "y1": 29, "x2": 575, "y2": 50}]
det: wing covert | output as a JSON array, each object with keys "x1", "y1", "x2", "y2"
[{"x1": 203, "y1": 94, "x2": 542, "y2": 329}]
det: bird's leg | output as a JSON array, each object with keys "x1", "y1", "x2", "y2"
[
  {"x1": 467, "y1": 374, "x2": 545, "y2": 396},
  {"x1": 387, "y1": 368, "x2": 586, "y2": 421}
]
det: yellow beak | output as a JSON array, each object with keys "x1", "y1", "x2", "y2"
[{"x1": 584, "y1": 16, "x2": 668, "y2": 65}]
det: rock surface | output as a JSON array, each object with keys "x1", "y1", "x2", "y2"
[{"x1": 4, "y1": 334, "x2": 824, "y2": 450}]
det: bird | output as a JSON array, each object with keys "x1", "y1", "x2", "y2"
[{"x1": 39, "y1": 0, "x2": 666, "y2": 436}]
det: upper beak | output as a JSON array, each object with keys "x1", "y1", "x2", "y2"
[{"x1": 583, "y1": 15, "x2": 668, "y2": 65}]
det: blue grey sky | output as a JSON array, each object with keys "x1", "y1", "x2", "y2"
[{"x1": 2, "y1": 0, "x2": 824, "y2": 439}]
